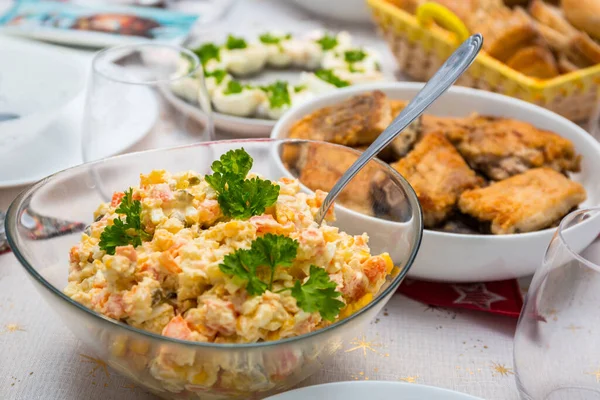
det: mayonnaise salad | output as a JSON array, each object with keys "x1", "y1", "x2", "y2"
[{"x1": 65, "y1": 149, "x2": 395, "y2": 345}]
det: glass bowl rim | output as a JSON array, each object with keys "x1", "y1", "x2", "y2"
[
  {"x1": 92, "y1": 42, "x2": 201, "y2": 86},
  {"x1": 557, "y1": 206, "x2": 600, "y2": 272},
  {"x1": 6, "y1": 138, "x2": 423, "y2": 349}
]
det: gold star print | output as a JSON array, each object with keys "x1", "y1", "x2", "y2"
[
  {"x1": 586, "y1": 369, "x2": 600, "y2": 383},
  {"x1": 80, "y1": 354, "x2": 110, "y2": 378},
  {"x1": 491, "y1": 362, "x2": 514, "y2": 377},
  {"x1": 1, "y1": 323, "x2": 25, "y2": 334},
  {"x1": 122, "y1": 383, "x2": 138, "y2": 392},
  {"x1": 345, "y1": 335, "x2": 383, "y2": 356},
  {"x1": 399, "y1": 375, "x2": 418, "y2": 383},
  {"x1": 565, "y1": 324, "x2": 583, "y2": 333}
]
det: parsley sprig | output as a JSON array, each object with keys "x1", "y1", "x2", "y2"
[
  {"x1": 99, "y1": 189, "x2": 150, "y2": 255},
  {"x1": 219, "y1": 234, "x2": 343, "y2": 321},
  {"x1": 205, "y1": 148, "x2": 280, "y2": 219},
  {"x1": 261, "y1": 81, "x2": 291, "y2": 109},
  {"x1": 315, "y1": 69, "x2": 350, "y2": 88},
  {"x1": 316, "y1": 34, "x2": 338, "y2": 51},
  {"x1": 192, "y1": 43, "x2": 220, "y2": 66},
  {"x1": 205, "y1": 69, "x2": 228, "y2": 84},
  {"x1": 226, "y1": 35, "x2": 247, "y2": 50},
  {"x1": 344, "y1": 49, "x2": 367, "y2": 63},
  {"x1": 259, "y1": 32, "x2": 292, "y2": 45}
]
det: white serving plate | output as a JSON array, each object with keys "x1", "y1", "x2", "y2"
[
  {"x1": 271, "y1": 82, "x2": 600, "y2": 282},
  {"x1": 164, "y1": 29, "x2": 395, "y2": 137},
  {"x1": 0, "y1": 35, "x2": 86, "y2": 151},
  {"x1": 266, "y1": 381, "x2": 483, "y2": 400}
]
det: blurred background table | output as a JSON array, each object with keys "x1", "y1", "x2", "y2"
[{"x1": 0, "y1": 0, "x2": 520, "y2": 399}]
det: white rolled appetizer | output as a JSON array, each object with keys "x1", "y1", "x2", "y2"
[
  {"x1": 310, "y1": 30, "x2": 353, "y2": 53},
  {"x1": 334, "y1": 68, "x2": 385, "y2": 85},
  {"x1": 290, "y1": 84, "x2": 315, "y2": 107},
  {"x1": 286, "y1": 39, "x2": 323, "y2": 70},
  {"x1": 257, "y1": 81, "x2": 293, "y2": 120},
  {"x1": 212, "y1": 80, "x2": 265, "y2": 117},
  {"x1": 258, "y1": 32, "x2": 293, "y2": 68},
  {"x1": 203, "y1": 69, "x2": 231, "y2": 96},
  {"x1": 170, "y1": 77, "x2": 201, "y2": 104},
  {"x1": 322, "y1": 48, "x2": 382, "y2": 73},
  {"x1": 221, "y1": 35, "x2": 268, "y2": 76}
]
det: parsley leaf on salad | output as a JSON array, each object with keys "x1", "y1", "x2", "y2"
[
  {"x1": 99, "y1": 189, "x2": 150, "y2": 255},
  {"x1": 291, "y1": 265, "x2": 345, "y2": 321},
  {"x1": 218, "y1": 234, "x2": 343, "y2": 320},
  {"x1": 226, "y1": 35, "x2": 248, "y2": 50},
  {"x1": 315, "y1": 69, "x2": 350, "y2": 88},
  {"x1": 205, "y1": 148, "x2": 280, "y2": 219}
]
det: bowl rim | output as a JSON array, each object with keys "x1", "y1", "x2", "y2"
[
  {"x1": 271, "y1": 81, "x2": 600, "y2": 240},
  {"x1": 6, "y1": 138, "x2": 423, "y2": 349}
]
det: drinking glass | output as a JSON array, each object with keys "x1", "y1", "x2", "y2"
[
  {"x1": 82, "y1": 42, "x2": 213, "y2": 165},
  {"x1": 514, "y1": 207, "x2": 600, "y2": 399}
]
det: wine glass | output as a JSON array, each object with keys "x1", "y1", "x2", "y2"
[
  {"x1": 514, "y1": 207, "x2": 600, "y2": 399},
  {"x1": 82, "y1": 42, "x2": 213, "y2": 165}
]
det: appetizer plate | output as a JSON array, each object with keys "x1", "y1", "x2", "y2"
[
  {"x1": 165, "y1": 30, "x2": 395, "y2": 137},
  {"x1": 0, "y1": 86, "x2": 158, "y2": 189},
  {"x1": 271, "y1": 82, "x2": 600, "y2": 282},
  {"x1": 266, "y1": 381, "x2": 483, "y2": 400}
]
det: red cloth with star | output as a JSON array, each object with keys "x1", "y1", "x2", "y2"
[{"x1": 398, "y1": 279, "x2": 524, "y2": 318}]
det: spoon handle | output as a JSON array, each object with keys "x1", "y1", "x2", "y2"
[{"x1": 316, "y1": 33, "x2": 483, "y2": 224}]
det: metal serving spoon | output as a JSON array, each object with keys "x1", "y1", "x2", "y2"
[{"x1": 315, "y1": 33, "x2": 483, "y2": 225}]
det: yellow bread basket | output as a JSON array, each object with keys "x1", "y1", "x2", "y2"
[{"x1": 368, "y1": 0, "x2": 600, "y2": 122}]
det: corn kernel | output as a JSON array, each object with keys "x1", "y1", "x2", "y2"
[
  {"x1": 140, "y1": 170, "x2": 167, "y2": 186},
  {"x1": 130, "y1": 339, "x2": 150, "y2": 355},
  {"x1": 381, "y1": 253, "x2": 394, "y2": 274},
  {"x1": 190, "y1": 370, "x2": 208, "y2": 385},
  {"x1": 110, "y1": 335, "x2": 127, "y2": 357}
]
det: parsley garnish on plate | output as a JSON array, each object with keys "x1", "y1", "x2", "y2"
[
  {"x1": 205, "y1": 148, "x2": 280, "y2": 219},
  {"x1": 316, "y1": 34, "x2": 338, "y2": 51},
  {"x1": 315, "y1": 69, "x2": 350, "y2": 88},
  {"x1": 291, "y1": 265, "x2": 344, "y2": 321},
  {"x1": 99, "y1": 189, "x2": 151, "y2": 255},
  {"x1": 293, "y1": 84, "x2": 306, "y2": 93},
  {"x1": 223, "y1": 80, "x2": 245, "y2": 95},
  {"x1": 344, "y1": 49, "x2": 367, "y2": 63},
  {"x1": 192, "y1": 43, "x2": 220, "y2": 66},
  {"x1": 219, "y1": 234, "x2": 343, "y2": 320},
  {"x1": 259, "y1": 32, "x2": 291, "y2": 45},
  {"x1": 226, "y1": 35, "x2": 248, "y2": 50},
  {"x1": 205, "y1": 69, "x2": 228, "y2": 84},
  {"x1": 261, "y1": 81, "x2": 291, "y2": 109}
]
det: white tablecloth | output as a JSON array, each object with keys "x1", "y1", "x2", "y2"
[{"x1": 0, "y1": 0, "x2": 521, "y2": 399}]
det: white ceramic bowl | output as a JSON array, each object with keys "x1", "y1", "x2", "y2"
[
  {"x1": 286, "y1": 0, "x2": 372, "y2": 24},
  {"x1": 0, "y1": 37, "x2": 86, "y2": 151},
  {"x1": 271, "y1": 82, "x2": 600, "y2": 282}
]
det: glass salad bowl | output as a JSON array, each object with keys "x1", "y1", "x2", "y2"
[{"x1": 6, "y1": 139, "x2": 422, "y2": 399}]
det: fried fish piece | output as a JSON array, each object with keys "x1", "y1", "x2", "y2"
[
  {"x1": 446, "y1": 115, "x2": 581, "y2": 180},
  {"x1": 294, "y1": 142, "x2": 378, "y2": 216},
  {"x1": 458, "y1": 168, "x2": 586, "y2": 234},
  {"x1": 391, "y1": 132, "x2": 482, "y2": 227},
  {"x1": 287, "y1": 90, "x2": 392, "y2": 146}
]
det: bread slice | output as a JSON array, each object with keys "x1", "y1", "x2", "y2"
[
  {"x1": 467, "y1": 7, "x2": 539, "y2": 62},
  {"x1": 562, "y1": 0, "x2": 600, "y2": 40},
  {"x1": 529, "y1": 0, "x2": 578, "y2": 37},
  {"x1": 506, "y1": 46, "x2": 559, "y2": 79}
]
